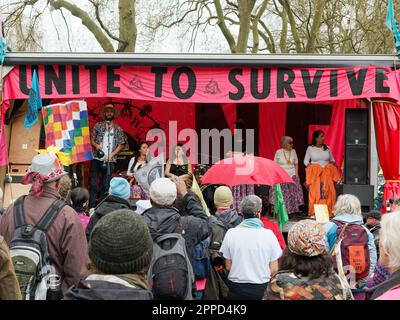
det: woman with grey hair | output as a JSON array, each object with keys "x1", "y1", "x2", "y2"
[
  {"x1": 367, "y1": 210, "x2": 400, "y2": 300},
  {"x1": 269, "y1": 136, "x2": 304, "y2": 215},
  {"x1": 324, "y1": 194, "x2": 377, "y2": 300}
]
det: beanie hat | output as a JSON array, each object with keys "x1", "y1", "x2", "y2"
[
  {"x1": 149, "y1": 178, "x2": 177, "y2": 206},
  {"x1": 288, "y1": 220, "x2": 327, "y2": 257},
  {"x1": 89, "y1": 209, "x2": 153, "y2": 274},
  {"x1": 214, "y1": 186, "x2": 233, "y2": 208},
  {"x1": 109, "y1": 177, "x2": 130, "y2": 200}
]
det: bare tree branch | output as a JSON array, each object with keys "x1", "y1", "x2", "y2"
[{"x1": 49, "y1": 0, "x2": 115, "y2": 52}]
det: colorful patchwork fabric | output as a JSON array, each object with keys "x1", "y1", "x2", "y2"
[
  {"x1": 42, "y1": 100, "x2": 93, "y2": 164},
  {"x1": 264, "y1": 271, "x2": 347, "y2": 300}
]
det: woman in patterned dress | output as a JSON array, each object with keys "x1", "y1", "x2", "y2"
[{"x1": 269, "y1": 136, "x2": 304, "y2": 214}]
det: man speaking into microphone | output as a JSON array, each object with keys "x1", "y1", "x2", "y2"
[{"x1": 89, "y1": 104, "x2": 126, "y2": 208}]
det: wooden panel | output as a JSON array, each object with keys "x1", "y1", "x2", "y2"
[
  {"x1": 9, "y1": 164, "x2": 30, "y2": 176},
  {"x1": 3, "y1": 183, "x2": 31, "y2": 208},
  {"x1": 9, "y1": 112, "x2": 42, "y2": 164}
]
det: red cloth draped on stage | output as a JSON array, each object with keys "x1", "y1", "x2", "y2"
[{"x1": 373, "y1": 101, "x2": 400, "y2": 213}]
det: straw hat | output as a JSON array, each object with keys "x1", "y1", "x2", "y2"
[{"x1": 100, "y1": 104, "x2": 120, "y2": 119}]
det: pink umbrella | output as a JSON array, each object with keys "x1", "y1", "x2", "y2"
[{"x1": 201, "y1": 155, "x2": 294, "y2": 186}]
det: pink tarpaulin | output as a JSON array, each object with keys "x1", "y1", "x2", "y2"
[{"x1": 2, "y1": 65, "x2": 400, "y2": 105}]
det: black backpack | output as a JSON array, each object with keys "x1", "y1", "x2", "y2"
[
  {"x1": 208, "y1": 215, "x2": 234, "y2": 251},
  {"x1": 9, "y1": 196, "x2": 65, "y2": 300},
  {"x1": 147, "y1": 218, "x2": 195, "y2": 300}
]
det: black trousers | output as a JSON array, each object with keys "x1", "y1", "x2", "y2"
[
  {"x1": 227, "y1": 280, "x2": 268, "y2": 300},
  {"x1": 89, "y1": 159, "x2": 116, "y2": 208}
]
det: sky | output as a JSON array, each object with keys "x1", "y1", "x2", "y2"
[{"x1": 2, "y1": 0, "x2": 232, "y2": 53}]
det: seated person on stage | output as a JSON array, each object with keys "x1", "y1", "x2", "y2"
[
  {"x1": 304, "y1": 130, "x2": 340, "y2": 217},
  {"x1": 127, "y1": 142, "x2": 148, "y2": 177},
  {"x1": 127, "y1": 142, "x2": 149, "y2": 200},
  {"x1": 165, "y1": 143, "x2": 193, "y2": 178}
]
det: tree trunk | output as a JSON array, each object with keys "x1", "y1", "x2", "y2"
[
  {"x1": 305, "y1": 0, "x2": 326, "y2": 53},
  {"x1": 236, "y1": 0, "x2": 256, "y2": 53},
  {"x1": 282, "y1": 0, "x2": 302, "y2": 52},
  {"x1": 118, "y1": 0, "x2": 137, "y2": 52},
  {"x1": 279, "y1": 7, "x2": 288, "y2": 53},
  {"x1": 214, "y1": 0, "x2": 237, "y2": 52},
  {"x1": 251, "y1": 0, "x2": 269, "y2": 53}
]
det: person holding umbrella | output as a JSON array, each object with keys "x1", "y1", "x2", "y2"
[{"x1": 201, "y1": 155, "x2": 294, "y2": 230}]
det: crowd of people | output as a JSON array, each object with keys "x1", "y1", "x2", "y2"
[
  {"x1": 0, "y1": 147, "x2": 400, "y2": 301},
  {"x1": 0, "y1": 104, "x2": 399, "y2": 300}
]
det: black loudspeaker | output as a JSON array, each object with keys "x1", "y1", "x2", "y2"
[
  {"x1": 336, "y1": 184, "x2": 375, "y2": 213},
  {"x1": 345, "y1": 109, "x2": 368, "y2": 184}
]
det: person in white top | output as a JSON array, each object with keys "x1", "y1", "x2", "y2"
[
  {"x1": 304, "y1": 130, "x2": 339, "y2": 217},
  {"x1": 126, "y1": 142, "x2": 150, "y2": 200},
  {"x1": 127, "y1": 142, "x2": 149, "y2": 176},
  {"x1": 220, "y1": 195, "x2": 282, "y2": 300},
  {"x1": 269, "y1": 136, "x2": 304, "y2": 214},
  {"x1": 275, "y1": 136, "x2": 298, "y2": 178},
  {"x1": 304, "y1": 130, "x2": 336, "y2": 168}
]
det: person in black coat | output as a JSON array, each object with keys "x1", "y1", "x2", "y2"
[
  {"x1": 86, "y1": 177, "x2": 132, "y2": 240},
  {"x1": 143, "y1": 177, "x2": 209, "y2": 269},
  {"x1": 64, "y1": 210, "x2": 153, "y2": 300}
]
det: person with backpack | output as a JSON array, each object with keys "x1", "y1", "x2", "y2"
[
  {"x1": 204, "y1": 186, "x2": 242, "y2": 300},
  {"x1": 220, "y1": 195, "x2": 282, "y2": 300},
  {"x1": 0, "y1": 153, "x2": 89, "y2": 298},
  {"x1": 324, "y1": 194, "x2": 377, "y2": 300},
  {"x1": 70, "y1": 187, "x2": 90, "y2": 231},
  {"x1": 64, "y1": 209, "x2": 153, "y2": 300},
  {"x1": 212, "y1": 186, "x2": 243, "y2": 228},
  {"x1": 174, "y1": 173, "x2": 211, "y2": 300},
  {"x1": 86, "y1": 177, "x2": 132, "y2": 240},
  {"x1": 264, "y1": 219, "x2": 352, "y2": 300},
  {"x1": 208, "y1": 186, "x2": 242, "y2": 266},
  {"x1": 0, "y1": 235, "x2": 22, "y2": 300},
  {"x1": 143, "y1": 177, "x2": 209, "y2": 300}
]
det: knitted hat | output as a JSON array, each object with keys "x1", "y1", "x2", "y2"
[
  {"x1": 89, "y1": 209, "x2": 153, "y2": 274},
  {"x1": 109, "y1": 177, "x2": 130, "y2": 200},
  {"x1": 214, "y1": 186, "x2": 233, "y2": 208},
  {"x1": 288, "y1": 220, "x2": 327, "y2": 257},
  {"x1": 149, "y1": 178, "x2": 177, "y2": 206}
]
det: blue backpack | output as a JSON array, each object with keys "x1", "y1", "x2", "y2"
[{"x1": 193, "y1": 237, "x2": 211, "y2": 279}]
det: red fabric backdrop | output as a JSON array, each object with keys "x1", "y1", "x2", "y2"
[
  {"x1": 259, "y1": 99, "x2": 367, "y2": 166},
  {"x1": 373, "y1": 101, "x2": 400, "y2": 213}
]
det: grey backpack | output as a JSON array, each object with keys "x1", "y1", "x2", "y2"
[
  {"x1": 9, "y1": 196, "x2": 65, "y2": 300},
  {"x1": 148, "y1": 232, "x2": 195, "y2": 300}
]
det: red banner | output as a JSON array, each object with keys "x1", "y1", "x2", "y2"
[{"x1": 2, "y1": 65, "x2": 400, "y2": 108}]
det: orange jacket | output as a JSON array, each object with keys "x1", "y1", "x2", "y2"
[{"x1": 305, "y1": 163, "x2": 340, "y2": 216}]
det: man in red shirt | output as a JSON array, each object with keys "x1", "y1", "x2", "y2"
[{"x1": 260, "y1": 211, "x2": 286, "y2": 250}]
